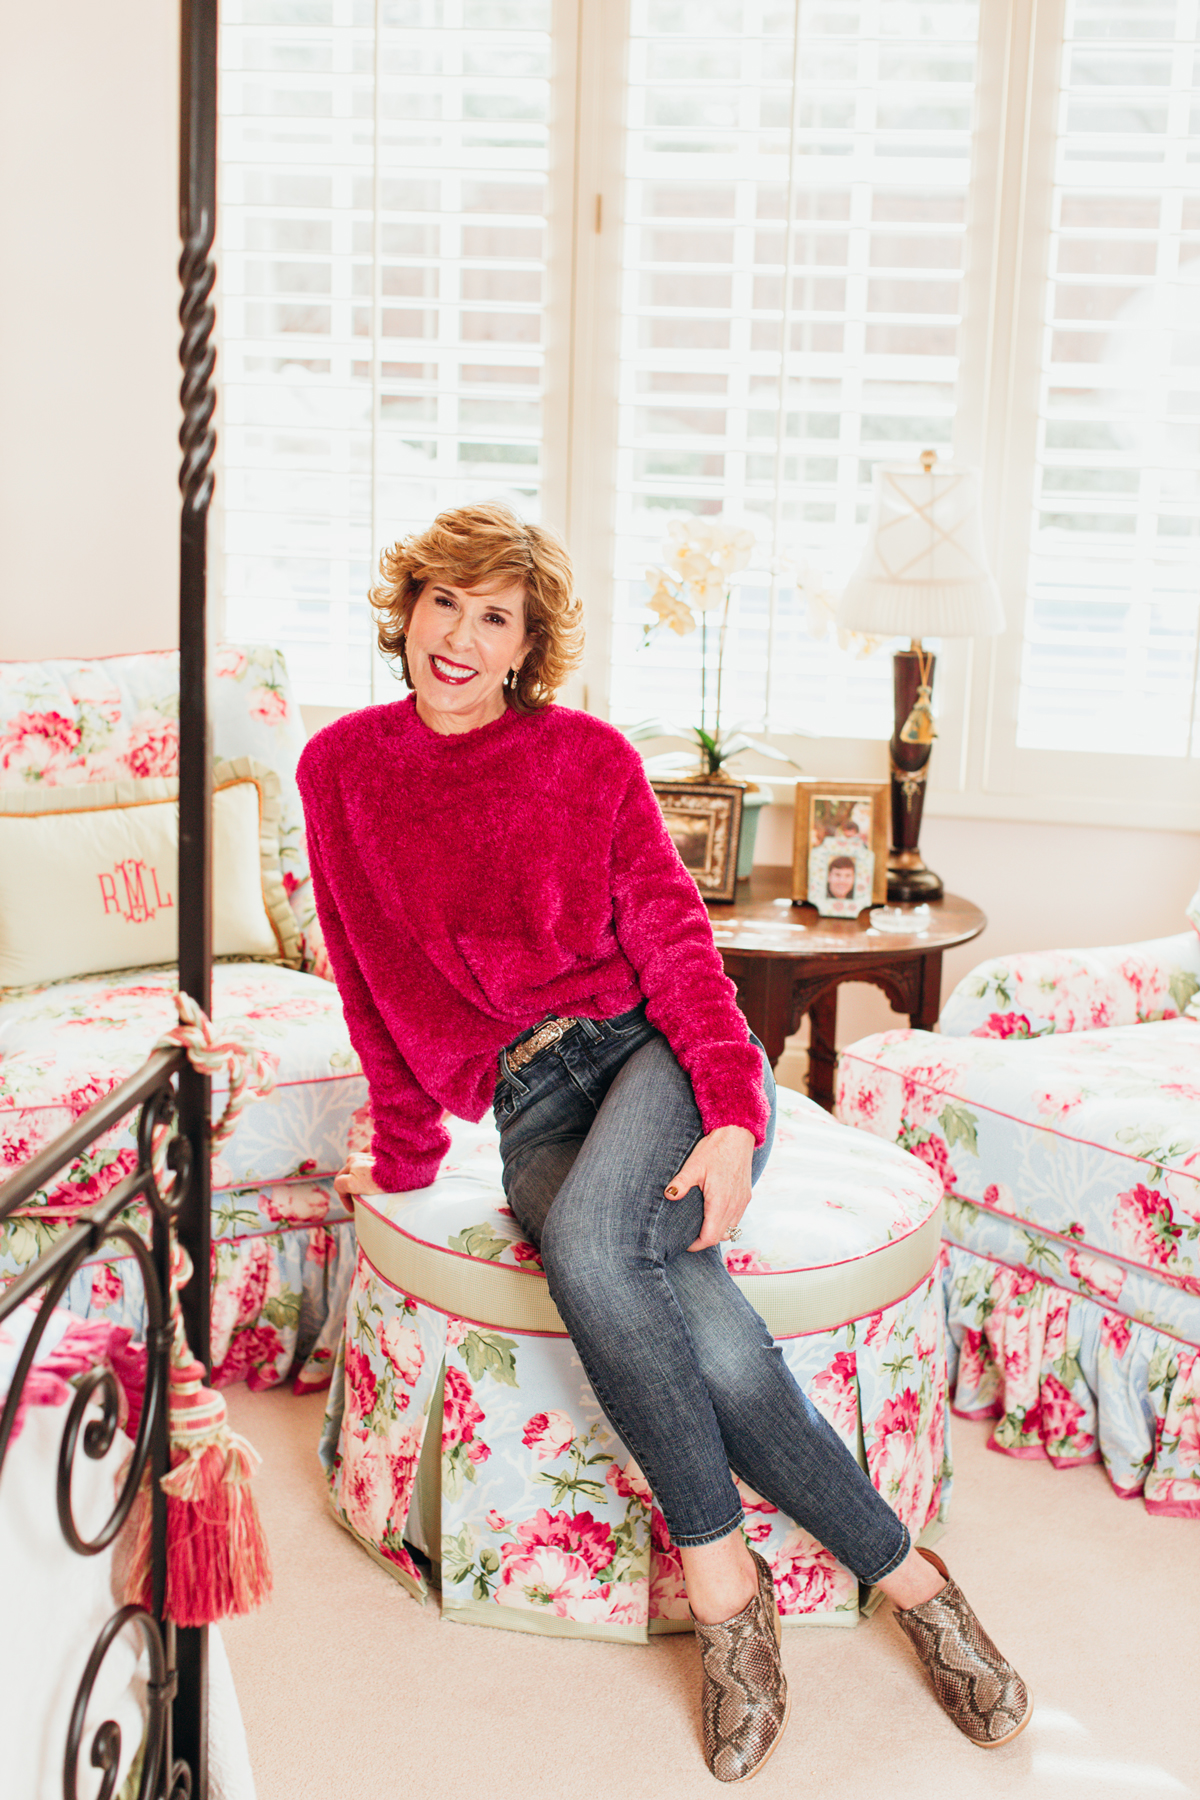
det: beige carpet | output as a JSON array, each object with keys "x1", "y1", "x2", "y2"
[{"x1": 223, "y1": 1385, "x2": 1200, "y2": 1800}]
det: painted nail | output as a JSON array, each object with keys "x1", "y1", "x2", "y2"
[{"x1": 665, "y1": 1186, "x2": 679, "y2": 1198}]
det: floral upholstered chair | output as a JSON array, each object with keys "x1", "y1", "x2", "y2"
[
  {"x1": 837, "y1": 894, "x2": 1200, "y2": 1519},
  {"x1": 0, "y1": 648, "x2": 367, "y2": 1392}
]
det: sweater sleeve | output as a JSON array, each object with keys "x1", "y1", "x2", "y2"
[
  {"x1": 300, "y1": 778, "x2": 450, "y2": 1193},
  {"x1": 608, "y1": 759, "x2": 769, "y2": 1144}
]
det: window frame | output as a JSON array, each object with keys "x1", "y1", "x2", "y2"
[
  {"x1": 557, "y1": 0, "x2": 1200, "y2": 828},
  {"x1": 217, "y1": 0, "x2": 1200, "y2": 831}
]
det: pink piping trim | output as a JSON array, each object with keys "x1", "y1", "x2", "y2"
[
  {"x1": 57, "y1": 1215, "x2": 354, "y2": 1269},
  {"x1": 8, "y1": 1170, "x2": 349, "y2": 1213},
  {"x1": 0, "y1": 649, "x2": 180, "y2": 666},
  {"x1": 842, "y1": 1048, "x2": 1200, "y2": 1185},
  {"x1": 944, "y1": 1241, "x2": 1200, "y2": 1350},
  {"x1": 359, "y1": 1251, "x2": 567, "y2": 1338},
  {"x1": 946, "y1": 1190, "x2": 1200, "y2": 1299},
  {"x1": 1, "y1": 1069, "x2": 359, "y2": 1115},
  {"x1": 354, "y1": 1191, "x2": 938, "y2": 1280},
  {"x1": 357, "y1": 1240, "x2": 940, "y2": 1343}
]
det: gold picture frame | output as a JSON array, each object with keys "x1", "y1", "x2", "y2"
[
  {"x1": 792, "y1": 779, "x2": 889, "y2": 912},
  {"x1": 651, "y1": 780, "x2": 744, "y2": 905}
]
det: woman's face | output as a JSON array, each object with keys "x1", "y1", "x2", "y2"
[
  {"x1": 828, "y1": 861, "x2": 856, "y2": 899},
  {"x1": 405, "y1": 577, "x2": 531, "y2": 734}
]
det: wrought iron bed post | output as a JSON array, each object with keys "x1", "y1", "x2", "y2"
[{"x1": 176, "y1": 0, "x2": 219, "y2": 1788}]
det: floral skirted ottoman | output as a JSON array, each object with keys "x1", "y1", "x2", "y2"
[
  {"x1": 319, "y1": 1089, "x2": 950, "y2": 1642},
  {"x1": 837, "y1": 1014, "x2": 1200, "y2": 1518}
]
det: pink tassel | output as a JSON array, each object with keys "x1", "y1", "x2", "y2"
[
  {"x1": 121, "y1": 1004, "x2": 278, "y2": 1625},
  {"x1": 126, "y1": 1302, "x2": 272, "y2": 1624}
]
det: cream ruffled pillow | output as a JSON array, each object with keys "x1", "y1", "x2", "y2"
[{"x1": 0, "y1": 757, "x2": 301, "y2": 988}]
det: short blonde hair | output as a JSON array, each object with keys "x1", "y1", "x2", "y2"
[{"x1": 370, "y1": 503, "x2": 585, "y2": 712}]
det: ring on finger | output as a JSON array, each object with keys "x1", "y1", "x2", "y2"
[{"x1": 725, "y1": 1225, "x2": 742, "y2": 1242}]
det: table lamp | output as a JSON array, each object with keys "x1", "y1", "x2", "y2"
[{"x1": 835, "y1": 451, "x2": 1004, "y2": 903}]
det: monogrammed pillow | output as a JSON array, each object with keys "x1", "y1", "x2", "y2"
[{"x1": 0, "y1": 758, "x2": 302, "y2": 988}]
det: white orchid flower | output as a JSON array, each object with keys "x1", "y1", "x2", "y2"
[
  {"x1": 648, "y1": 585, "x2": 696, "y2": 636},
  {"x1": 688, "y1": 567, "x2": 727, "y2": 611},
  {"x1": 678, "y1": 547, "x2": 714, "y2": 582}
]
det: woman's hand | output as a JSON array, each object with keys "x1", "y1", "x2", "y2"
[
  {"x1": 665, "y1": 1125, "x2": 755, "y2": 1252},
  {"x1": 334, "y1": 1151, "x2": 384, "y2": 1208}
]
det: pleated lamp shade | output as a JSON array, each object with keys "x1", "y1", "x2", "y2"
[{"x1": 837, "y1": 460, "x2": 1005, "y2": 639}]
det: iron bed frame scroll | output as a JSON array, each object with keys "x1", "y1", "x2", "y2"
[
  {"x1": 0, "y1": 0, "x2": 220, "y2": 1793},
  {"x1": 1, "y1": 1049, "x2": 191, "y2": 1800}
]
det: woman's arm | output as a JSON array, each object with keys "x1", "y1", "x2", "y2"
[
  {"x1": 609, "y1": 761, "x2": 770, "y2": 1148},
  {"x1": 302, "y1": 803, "x2": 450, "y2": 1194}
]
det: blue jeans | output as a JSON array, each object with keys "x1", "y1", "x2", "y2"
[{"x1": 494, "y1": 1004, "x2": 910, "y2": 1582}]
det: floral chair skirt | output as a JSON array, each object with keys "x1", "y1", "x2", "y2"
[
  {"x1": 838, "y1": 1023, "x2": 1200, "y2": 1518},
  {"x1": 319, "y1": 1092, "x2": 953, "y2": 1642}
]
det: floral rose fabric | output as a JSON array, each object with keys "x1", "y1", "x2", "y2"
[
  {"x1": 319, "y1": 1246, "x2": 951, "y2": 1641},
  {"x1": 837, "y1": 1020, "x2": 1200, "y2": 1301},
  {"x1": 942, "y1": 1247, "x2": 1200, "y2": 1517},
  {"x1": 938, "y1": 933, "x2": 1200, "y2": 1040},
  {"x1": 837, "y1": 1016, "x2": 1200, "y2": 1517},
  {"x1": 0, "y1": 967, "x2": 362, "y2": 1398},
  {"x1": 0, "y1": 646, "x2": 356, "y2": 1396},
  {"x1": 0, "y1": 1298, "x2": 147, "y2": 1443},
  {"x1": 0, "y1": 963, "x2": 367, "y2": 1213},
  {"x1": 0, "y1": 645, "x2": 326, "y2": 971}
]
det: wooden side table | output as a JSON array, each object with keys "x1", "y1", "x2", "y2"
[{"x1": 707, "y1": 867, "x2": 986, "y2": 1111}]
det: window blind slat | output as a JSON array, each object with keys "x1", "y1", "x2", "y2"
[
  {"x1": 1016, "y1": 0, "x2": 1200, "y2": 760},
  {"x1": 610, "y1": 0, "x2": 981, "y2": 737}
]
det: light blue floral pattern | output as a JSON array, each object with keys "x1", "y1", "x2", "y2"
[{"x1": 837, "y1": 1001, "x2": 1200, "y2": 1518}]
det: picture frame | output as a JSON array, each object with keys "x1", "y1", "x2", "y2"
[
  {"x1": 792, "y1": 779, "x2": 889, "y2": 913},
  {"x1": 651, "y1": 780, "x2": 744, "y2": 905}
]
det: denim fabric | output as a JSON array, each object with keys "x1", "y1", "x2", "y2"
[{"x1": 494, "y1": 1006, "x2": 910, "y2": 1581}]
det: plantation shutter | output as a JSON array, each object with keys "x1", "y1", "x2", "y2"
[
  {"x1": 219, "y1": 0, "x2": 555, "y2": 708},
  {"x1": 1016, "y1": 0, "x2": 1200, "y2": 759},
  {"x1": 609, "y1": 0, "x2": 983, "y2": 737}
]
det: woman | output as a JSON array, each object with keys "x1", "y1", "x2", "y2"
[{"x1": 297, "y1": 503, "x2": 1029, "y2": 1783}]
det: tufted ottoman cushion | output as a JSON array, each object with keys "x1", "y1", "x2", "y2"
[{"x1": 319, "y1": 1087, "x2": 951, "y2": 1641}]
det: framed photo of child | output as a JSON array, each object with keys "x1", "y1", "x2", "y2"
[{"x1": 792, "y1": 779, "x2": 888, "y2": 916}]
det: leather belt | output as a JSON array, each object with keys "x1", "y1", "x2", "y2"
[{"x1": 506, "y1": 1016, "x2": 581, "y2": 1073}]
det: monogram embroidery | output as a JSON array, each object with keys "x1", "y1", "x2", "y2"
[{"x1": 98, "y1": 860, "x2": 174, "y2": 922}]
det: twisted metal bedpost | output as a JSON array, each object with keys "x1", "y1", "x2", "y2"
[{"x1": 175, "y1": 0, "x2": 219, "y2": 1790}]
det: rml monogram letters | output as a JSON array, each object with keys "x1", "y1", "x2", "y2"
[{"x1": 98, "y1": 860, "x2": 174, "y2": 923}]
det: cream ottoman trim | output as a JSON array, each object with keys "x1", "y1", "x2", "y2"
[{"x1": 353, "y1": 1196, "x2": 944, "y2": 1340}]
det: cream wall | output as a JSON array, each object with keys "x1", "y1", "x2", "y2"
[{"x1": 0, "y1": 0, "x2": 179, "y2": 660}]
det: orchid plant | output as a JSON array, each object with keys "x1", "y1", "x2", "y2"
[{"x1": 630, "y1": 515, "x2": 804, "y2": 782}]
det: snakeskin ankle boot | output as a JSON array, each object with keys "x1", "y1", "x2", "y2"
[
  {"x1": 893, "y1": 1547, "x2": 1031, "y2": 1748},
  {"x1": 693, "y1": 1549, "x2": 790, "y2": 1783}
]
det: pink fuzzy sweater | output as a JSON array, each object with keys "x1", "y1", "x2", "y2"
[{"x1": 296, "y1": 696, "x2": 768, "y2": 1192}]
